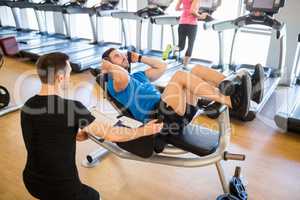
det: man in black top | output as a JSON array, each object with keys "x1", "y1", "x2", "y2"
[{"x1": 21, "y1": 53, "x2": 163, "y2": 200}]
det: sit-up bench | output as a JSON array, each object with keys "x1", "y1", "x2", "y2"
[{"x1": 83, "y1": 72, "x2": 246, "y2": 194}]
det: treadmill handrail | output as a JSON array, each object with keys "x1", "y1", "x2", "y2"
[
  {"x1": 211, "y1": 14, "x2": 283, "y2": 32},
  {"x1": 34, "y1": 3, "x2": 65, "y2": 12},
  {"x1": 234, "y1": 14, "x2": 283, "y2": 31},
  {"x1": 150, "y1": 14, "x2": 180, "y2": 25},
  {"x1": 96, "y1": 9, "x2": 119, "y2": 17},
  {"x1": 111, "y1": 10, "x2": 143, "y2": 21},
  {"x1": 3, "y1": 1, "x2": 36, "y2": 8},
  {"x1": 63, "y1": 5, "x2": 95, "y2": 15}
]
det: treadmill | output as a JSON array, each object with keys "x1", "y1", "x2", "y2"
[
  {"x1": 142, "y1": 0, "x2": 222, "y2": 88},
  {"x1": 275, "y1": 33, "x2": 300, "y2": 133},
  {"x1": 0, "y1": 0, "x2": 37, "y2": 37},
  {"x1": 209, "y1": 0, "x2": 286, "y2": 120},
  {"x1": 110, "y1": 1, "x2": 184, "y2": 73},
  {"x1": 18, "y1": 0, "x2": 81, "y2": 52},
  {"x1": 0, "y1": 0, "x2": 70, "y2": 49},
  {"x1": 0, "y1": 0, "x2": 58, "y2": 45},
  {"x1": 0, "y1": 0, "x2": 18, "y2": 34},
  {"x1": 57, "y1": 0, "x2": 122, "y2": 72},
  {"x1": 21, "y1": 1, "x2": 98, "y2": 59}
]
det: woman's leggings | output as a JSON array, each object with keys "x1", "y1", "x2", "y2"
[{"x1": 178, "y1": 24, "x2": 198, "y2": 57}]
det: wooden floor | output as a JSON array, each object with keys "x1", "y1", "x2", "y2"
[{"x1": 0, "y1": 57, "x2": 300, "y2": 200}]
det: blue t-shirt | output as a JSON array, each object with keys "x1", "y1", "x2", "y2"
[{"x1": 107, "y1": 71, "x2": 161, "y2": 122}]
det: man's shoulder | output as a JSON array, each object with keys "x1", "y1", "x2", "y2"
[
  {"x1": 131, "y1": 71, "x2": 150, "y2": 82},
  {"x1": 132, "y1": 71, "x2": 146, "y2": 77},
  {"x1": 21, "y1": 95, "x2": 85, "y2": 112},
  {"x1": 61, "y1": 98, "x2": 87, "y2": 110}
]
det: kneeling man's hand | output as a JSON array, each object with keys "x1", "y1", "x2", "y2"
[
  {"x1": 142, "y1": 120, "x2": 164, "y2": 136},
  {"x1": 76, "y1": 130, "x2": 89, "y2": 141}
]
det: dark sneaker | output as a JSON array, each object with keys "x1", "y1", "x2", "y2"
[
  {"x1": 230, "y1": 70, "x2": 252, "y2": 119},
  {"x1": 154, "y1": 135, "x2": 166, "y2": 154},
  {"x1": 251, "y1": 64, "x2": 265, "y2": 104}
]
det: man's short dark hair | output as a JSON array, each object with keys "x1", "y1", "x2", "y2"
[
  {"x1": 36, "y1": 52, "x2": 70, "y2": 84},
  {"x1": 102, "y1": 48, "x2": 116, "y2": 61}
]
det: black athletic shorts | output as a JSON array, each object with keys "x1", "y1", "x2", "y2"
[
  {"x1": 150, "y1": 99, "x2": 198, "y2": 135},
  {"x1": 115, "y1": 100, "x2": 198, "y2": 157}
]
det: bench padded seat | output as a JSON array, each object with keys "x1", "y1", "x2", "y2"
[{"x1": 165, "y1": 124, "x2": 219, "y2": 157}]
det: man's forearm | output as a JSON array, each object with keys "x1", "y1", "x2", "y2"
[
  {"x1": 141, "y1": 55, "x2": 166, "y2": 70},
  {"x1": 104, "y1": 126, "x2": 152, "y2": 142},
  {"x1": 85, "y1": 122, "x2": 155, "y2": 143}
]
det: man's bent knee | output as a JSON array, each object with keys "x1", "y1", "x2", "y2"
[
  {"x1": 191, "y1": 65, "x2": 206, "y2": 74},
  {"x1": 171, "y1": 71, "x2": 188, "y2": 84}
]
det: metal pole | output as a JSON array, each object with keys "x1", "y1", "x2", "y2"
[
  {"x1": 62, "y1": 13, "x2": 71, "y2": 38},
  {"x1": 160, "y1": 25, "x2": 164, "y2": 50},
  {"x1": 11, "y1": 7, "x2": 21, "y2": 30},
  {"x1": 215, "y1": 162, "x2": 229, "y2": 193},
  {"x1": 34, "y1": 10, "x2": 44, "y2": 33},
  {"x1": 278, "y1": 24, "x2": 287, "y2": 84},
  {"x1": 136, "y1": 19, "x2": 142, "y2": 52},
  {"x1": 218, "y1": 31, "x2": 225, "y2": 70},
  {"x1": 147, "y1": 20, "x2": 153, "y2": 50},
  {"x1": 229, "y1": 29, "x2": 238, "y2": 70},
  {"x1": 89, "y1": 13, "x2": 97, "y2": 43},
  {"x1": 171, "y1": 24, "x2": 176, "y2": 47},
  {"x1": 120, "y1": 18, "x2": 127, "y2": 48}
]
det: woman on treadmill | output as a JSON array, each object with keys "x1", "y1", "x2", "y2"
[{"x1": 163, "y1": 0, "x2": 208, "y2": 66}]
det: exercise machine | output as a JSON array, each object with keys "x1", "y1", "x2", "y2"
[
  {"x1": 0, "y1": 0, "x2": 69, "y2": 50},
  {"x1": 83, "y1": 71, "x2": 246, "y2": 197},
  {"x1": 21, "y1": 1, "x2": 97, "y2": 61},
  {"x1": 141, "y1": 0, "x2": 222, "y2": 87},
  {"x1": 109, "y1": 0, "x2": 185, "y2": 72},
  {"x1": 113, "y1": 0, "x2": 221, "y2": 74},
  {"x1": 18, "y1": 0, "x2": 84, "y2": 52},
  {"x1": 0, "y1": 51, "x2": 22, "y2": 116},
  {"x1": 275, "y1": 33, "x2": 300, "y2": 133},
  {"x1": 0, "y1": 0, "x2": 40, "y2": 40},
  {"x1": 209, "y1": 0, "x2": 286, "y2": 120},
  {"x1": 57, "y1": 0, "x2": 121, "y2": 71},
  {"x1": 20, "y1": 0, "x2": 120, "y2": 71}
]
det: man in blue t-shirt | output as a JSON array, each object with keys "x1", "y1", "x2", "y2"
[{"x1": 99, "y1": 48, "x2": 263, "y2": 135}]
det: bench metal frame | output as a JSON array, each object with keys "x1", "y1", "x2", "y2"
[{"x1": 84, "y1": 105, "x2": 245, "y2": 194}]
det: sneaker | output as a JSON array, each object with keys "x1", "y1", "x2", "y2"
[
  {"x1": 251, "y1": 64, "x2": 265, "y2": 104},
  {"x1": 230, "y1": 70, "x2": 252, "y2": 119},
  {"x1": 162, "y1": 44, "x2": 173, "y2": 60},
  {"x1": 154, "y1": 135, "x2": 166, "y2": 153}
]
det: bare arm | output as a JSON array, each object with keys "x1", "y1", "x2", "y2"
[
  {"x1": 175, "y1": 0, "x2": 183, "y2": 11},
  {"x1": 82, "y1": 120, "x2": 163, "y2": 142},
  {"x1": 102, "y1": 60, "x2": 129, "y2": 93},
  {"x1": 76, "y1": 130, "x2": 89, "y2": 141},
  {"x1": 190, "y1": 0, "x2": 201, "y2": 18},
  {"x1": 143, "y1": 56, "x2": 167, "y2": 82},
  {"x1": 130, "y1": 52, "x2": 167, "y2": 82}
]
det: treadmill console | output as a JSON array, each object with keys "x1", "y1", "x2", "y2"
[
  {"x1": 98, "y1": 0, "x2": 119, "y2": 10},
  {"x1": 199, "y1": 0, "x2": 221, "y2": 14},
  {"x1": 101, "y1": 0, "x2": 119, "y2": 7},
  {"x1": 148, "y1": 0, "x2": 173, "y2": 10},
  {"x1": 245, "y1": 0, "x2": 285, "y2": 14}
]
